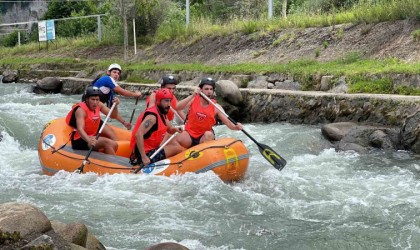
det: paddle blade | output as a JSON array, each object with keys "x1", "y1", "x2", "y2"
[{"x1": 257, "y1": 143, "x2": 287, "y2": 171}]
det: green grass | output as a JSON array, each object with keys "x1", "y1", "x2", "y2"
[
  {"x1": 412, "y1": 29, "x2": 420, "y2": 41},
  {"x1": 154, "y1": 0, "x2": 419, "y2": 43}
]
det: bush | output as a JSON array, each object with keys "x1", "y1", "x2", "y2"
[{"x1": 1, "y1": 31, "x2": 19, "y2": 47}]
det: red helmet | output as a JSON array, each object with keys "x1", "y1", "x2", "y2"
[{"x1": 155, "y1": 88, "x2": 173, "y2": 104}]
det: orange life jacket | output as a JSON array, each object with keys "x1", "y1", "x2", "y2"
[
  {"x1": 130, "y1": 106, "x2": 167, "y2": 154},
  {"x1": 65, "y1": 102, "x2": 101, "y2": 140},
  {"x1": 185, "y1": 95, "x2": 216, "y2": 138}
]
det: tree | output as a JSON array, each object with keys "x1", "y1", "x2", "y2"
[{"x1": 282, "y1": 0, "x2": 287, "y2": 19}]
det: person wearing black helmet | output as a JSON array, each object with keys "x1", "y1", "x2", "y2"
[
  {"x1": 66, "y1": 86, "x2": 121, "y2": 154},
  {"x1": 171, "y1": 77, "x2": 243, "y2": 150},
  {"x1": 92, "y1": 63, "x2": 142, "y2": 129},
  {"x1": 147, "y1": 75, "x2": 186, "y2": 123}
]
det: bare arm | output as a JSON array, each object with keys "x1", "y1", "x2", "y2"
[
  {"x1": 114, "y1": 86, "x2": 142, "y2": 98},
  {"x1": 99, "y1": 97, "x2": 120, "y2": 119},
  {"x1": 135, "y1": 114, "x2": 157, "y2": 165}
]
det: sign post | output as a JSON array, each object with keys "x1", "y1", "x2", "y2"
[{"x1": 38, "y1": 20, "x2": 56, "y2": 50}]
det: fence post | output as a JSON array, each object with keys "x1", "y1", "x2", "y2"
[
  {"x1": 186, "y1": 0, "x2": 190, "y2": 26},
  {"x1": 97, "y1": 15, "x2": 102, "y2": 42},
  {"x1": 18, "y1": 32, "x2": 21, "y2": 46},
  {"x1": 268, "y1": 0, "x2": 273, "y2": 19},
  {"x1": 133, "y1": 18, "x2": 137, "y2": 55}
]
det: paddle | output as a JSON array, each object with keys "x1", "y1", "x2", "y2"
[
  {"x1": 133, "y1": 130, "x2": 180, "y2": 174},
  {"x1": 170, "y1": 106, "x2": 184, "y2": 124},
  {"x1": 75, "y1": 102, "x2": 117, "y2": 174},
  {"x1": 199, "y1": 92, "x2": 287, "y2": 171},
  {"x1": 129, "y1": 96, "x2": 140, "y2": 124}
]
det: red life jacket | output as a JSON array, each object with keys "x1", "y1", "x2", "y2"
[
  {"x1": 130, "y1": 106, "x2": 167, "y2": 154},
  {"x1": 65, "y1": 102, "x2": 101, "y2": 140},
  {"x1": 185, "y1": 95, "x2": 216, "y2": 138},
  {"x1": 146, "y1": 92, "x2": 178, "y2": 121}
]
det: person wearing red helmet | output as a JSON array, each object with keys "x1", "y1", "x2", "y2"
[
  {"x1": 172, "y1": 77, "x2": 243, "y2": 150},
  {"x1": 66, "y1": 86, "x2": 120, "y2": 154},
  {"x1": 130, "y1": 88, "x2": 183, "y2": 166},
  {"x1": 146, "y1": 75, "x2": 186, "y2": 123}
]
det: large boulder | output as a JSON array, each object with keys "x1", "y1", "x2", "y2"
[
  {"x1": 34, "y1": 77, "x2": 63, "y2": 94},
  {"x1": 401, "y1": 109, "x2": 420, "y2": 153},
  {"x1": 0, "y1": 202, "x2": 51, "y2": 237},
  {"x1": 322, "y1": 122, "x2": 401, "y2": 153},
  {"x1": 1, "y1": 69, "x2": 18, "y2": 83},
  {"x1": 216, "y1": 80, "x2": 243, "y2": 106},
  {"x1": 145, "y1": 242, "x2": 189, "y2": 250}
]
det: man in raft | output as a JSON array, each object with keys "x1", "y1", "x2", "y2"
[
  {"x1": 92, "y1": 63, "x2": 142, "y2": 130},
  {"x1": 66, "y1": 86, "x2": 121, "y2": 155},
  {"x1": 146, "y1": 75, "x2": 186, "y2": 123},
  {"x1": 130, "y1": 88, "x2": 183, "y2": 167},
  {"x1": 172, "y1": 77, "x2": 243, "y2": 149}
]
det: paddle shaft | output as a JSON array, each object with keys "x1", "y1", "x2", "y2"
[
  {"x1": 129, "y1": 96, "x2": 140, "y2": 124},
  {"x1": 133, "y1": 131, "x2": 179, "y2": 174},
  {"x1": 76, "y1": 102, "x2": 117, "y2": 173},
  {"x1": 199, "y1": 92, "x2": 286, "y2": 171},
  {"x1": 170, "y1": 106, "x2": 184, "y2": 123}
]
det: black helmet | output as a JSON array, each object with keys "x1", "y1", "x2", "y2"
[
  {"x1": 199, "y1": 77, "x2": 216, "y2": 89},
  {"x1": 84, "y1": 86, "x2": 101, "y2": 99},
  {"x1": 160, "y1": 75, "x2": 178, "y2": 87}
]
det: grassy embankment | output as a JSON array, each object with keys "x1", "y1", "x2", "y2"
[{"x1": 0, "y1": 0, "x2": 419, "y2": 94}]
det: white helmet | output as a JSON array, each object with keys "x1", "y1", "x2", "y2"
[{"x1": 108, "y1": 63, "x2": 122, "y2": 72}]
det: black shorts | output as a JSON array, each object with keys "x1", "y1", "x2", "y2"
[
  {"x1": 130, "y1": 146, "x2": 166, "y2": 166},
  {"x1": 188, "y1": 129, "x2": 215, "y2": 147},
  {"x1": 70, "y1": 122, "x2": 102, "y2": 150},
  {"x1": 72, "y1": 138, "x2": 90, "y2": 150}
]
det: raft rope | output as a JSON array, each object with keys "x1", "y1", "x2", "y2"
[
  {"x1": 42, "y1": 138, "x2": 244, "y2": 171},
  {"x1": 42, "y1": 131, "x2": 74, "y2": 154}
]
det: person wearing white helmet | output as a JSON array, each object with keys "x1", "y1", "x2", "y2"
[{"x1": 92, "y1": 63, "x2": 142, "y2": 129}]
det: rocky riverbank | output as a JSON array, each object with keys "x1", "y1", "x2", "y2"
[{"x1": 0, "y1": 202, "x2": 189, "y2": 250}]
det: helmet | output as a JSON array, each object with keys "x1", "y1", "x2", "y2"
[
  {"x1": 155, "y1": 88, "x2": 173, "y2": 104},
  {"x1": 84, "y1": 86, "x2": 101, "y2": 99},
  {"x1": 108, "y1": 63, "x2": 122, "y2": 72},
  {"x1": 199, "y1": 77, "x2": 216, "y2": 89},
  {"x1": 160, "y1": 75, "x2": 178, "y2": 87}
]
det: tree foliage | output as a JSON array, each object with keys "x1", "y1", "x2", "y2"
[{"x1": 41, "y1": 0, "x2": 99, "y2": 38}]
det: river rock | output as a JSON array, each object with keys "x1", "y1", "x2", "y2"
[
  {"x1": 321, "y1": 122, "x2": 357, "y2": 141},
  {"x1": 322, "y1": 122, "x2": 401, "y2": 153},
  {"x1": 51, "y1": 220, "x2": 88, "y2": 247},
  {"x1": 216, "y1": 80, "x2": 243, "y2": 106},
  {"x1": 401, "y1": 109, "x2": 420, "y2": 153},
  {"x1": 1, "y1": 69, "x2": 18, "y2": 83},
  {"x1": 145, "y1": 242, "x2": 189, "y2": 250},
  {"x1": 0, "y1": 202, "x2": 51, "y2": 237},
  {"x1": 34, "y1": 77, "x2": 63, "y2": 94},
  {"x1": 0, "y1": 202, "x2": 105, "y2": 250}
]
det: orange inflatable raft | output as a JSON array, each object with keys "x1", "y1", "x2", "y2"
[{"x1": 38, "y1": 118, "x2": 249, "y2": 182}]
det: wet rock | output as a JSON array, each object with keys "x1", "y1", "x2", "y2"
[
  {"x1": 0, "y1": 202, "x2": 51, "y2": 237},
  {"x1": 321, "y1": 122, "x2": 357, "y2": 141},
  {"x1": 1, "y1": 69, "x2": 18, "y2": 83},
  {"x1": 401, "y1": 109, "x2": 420, "y2": 153},
  {"x1": 34, "y1": 77, "x2": 63, "y2": 94},
  {"x1": 145, "y1": 242, "x2": 189, "y2": 250},
  {"x1": 21, "y1": 234, "x2": 55, "y2": 250}
]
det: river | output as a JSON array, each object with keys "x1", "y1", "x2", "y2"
[{"x1": 1, "y1": 82, "x2": 419, "y2": 250}]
